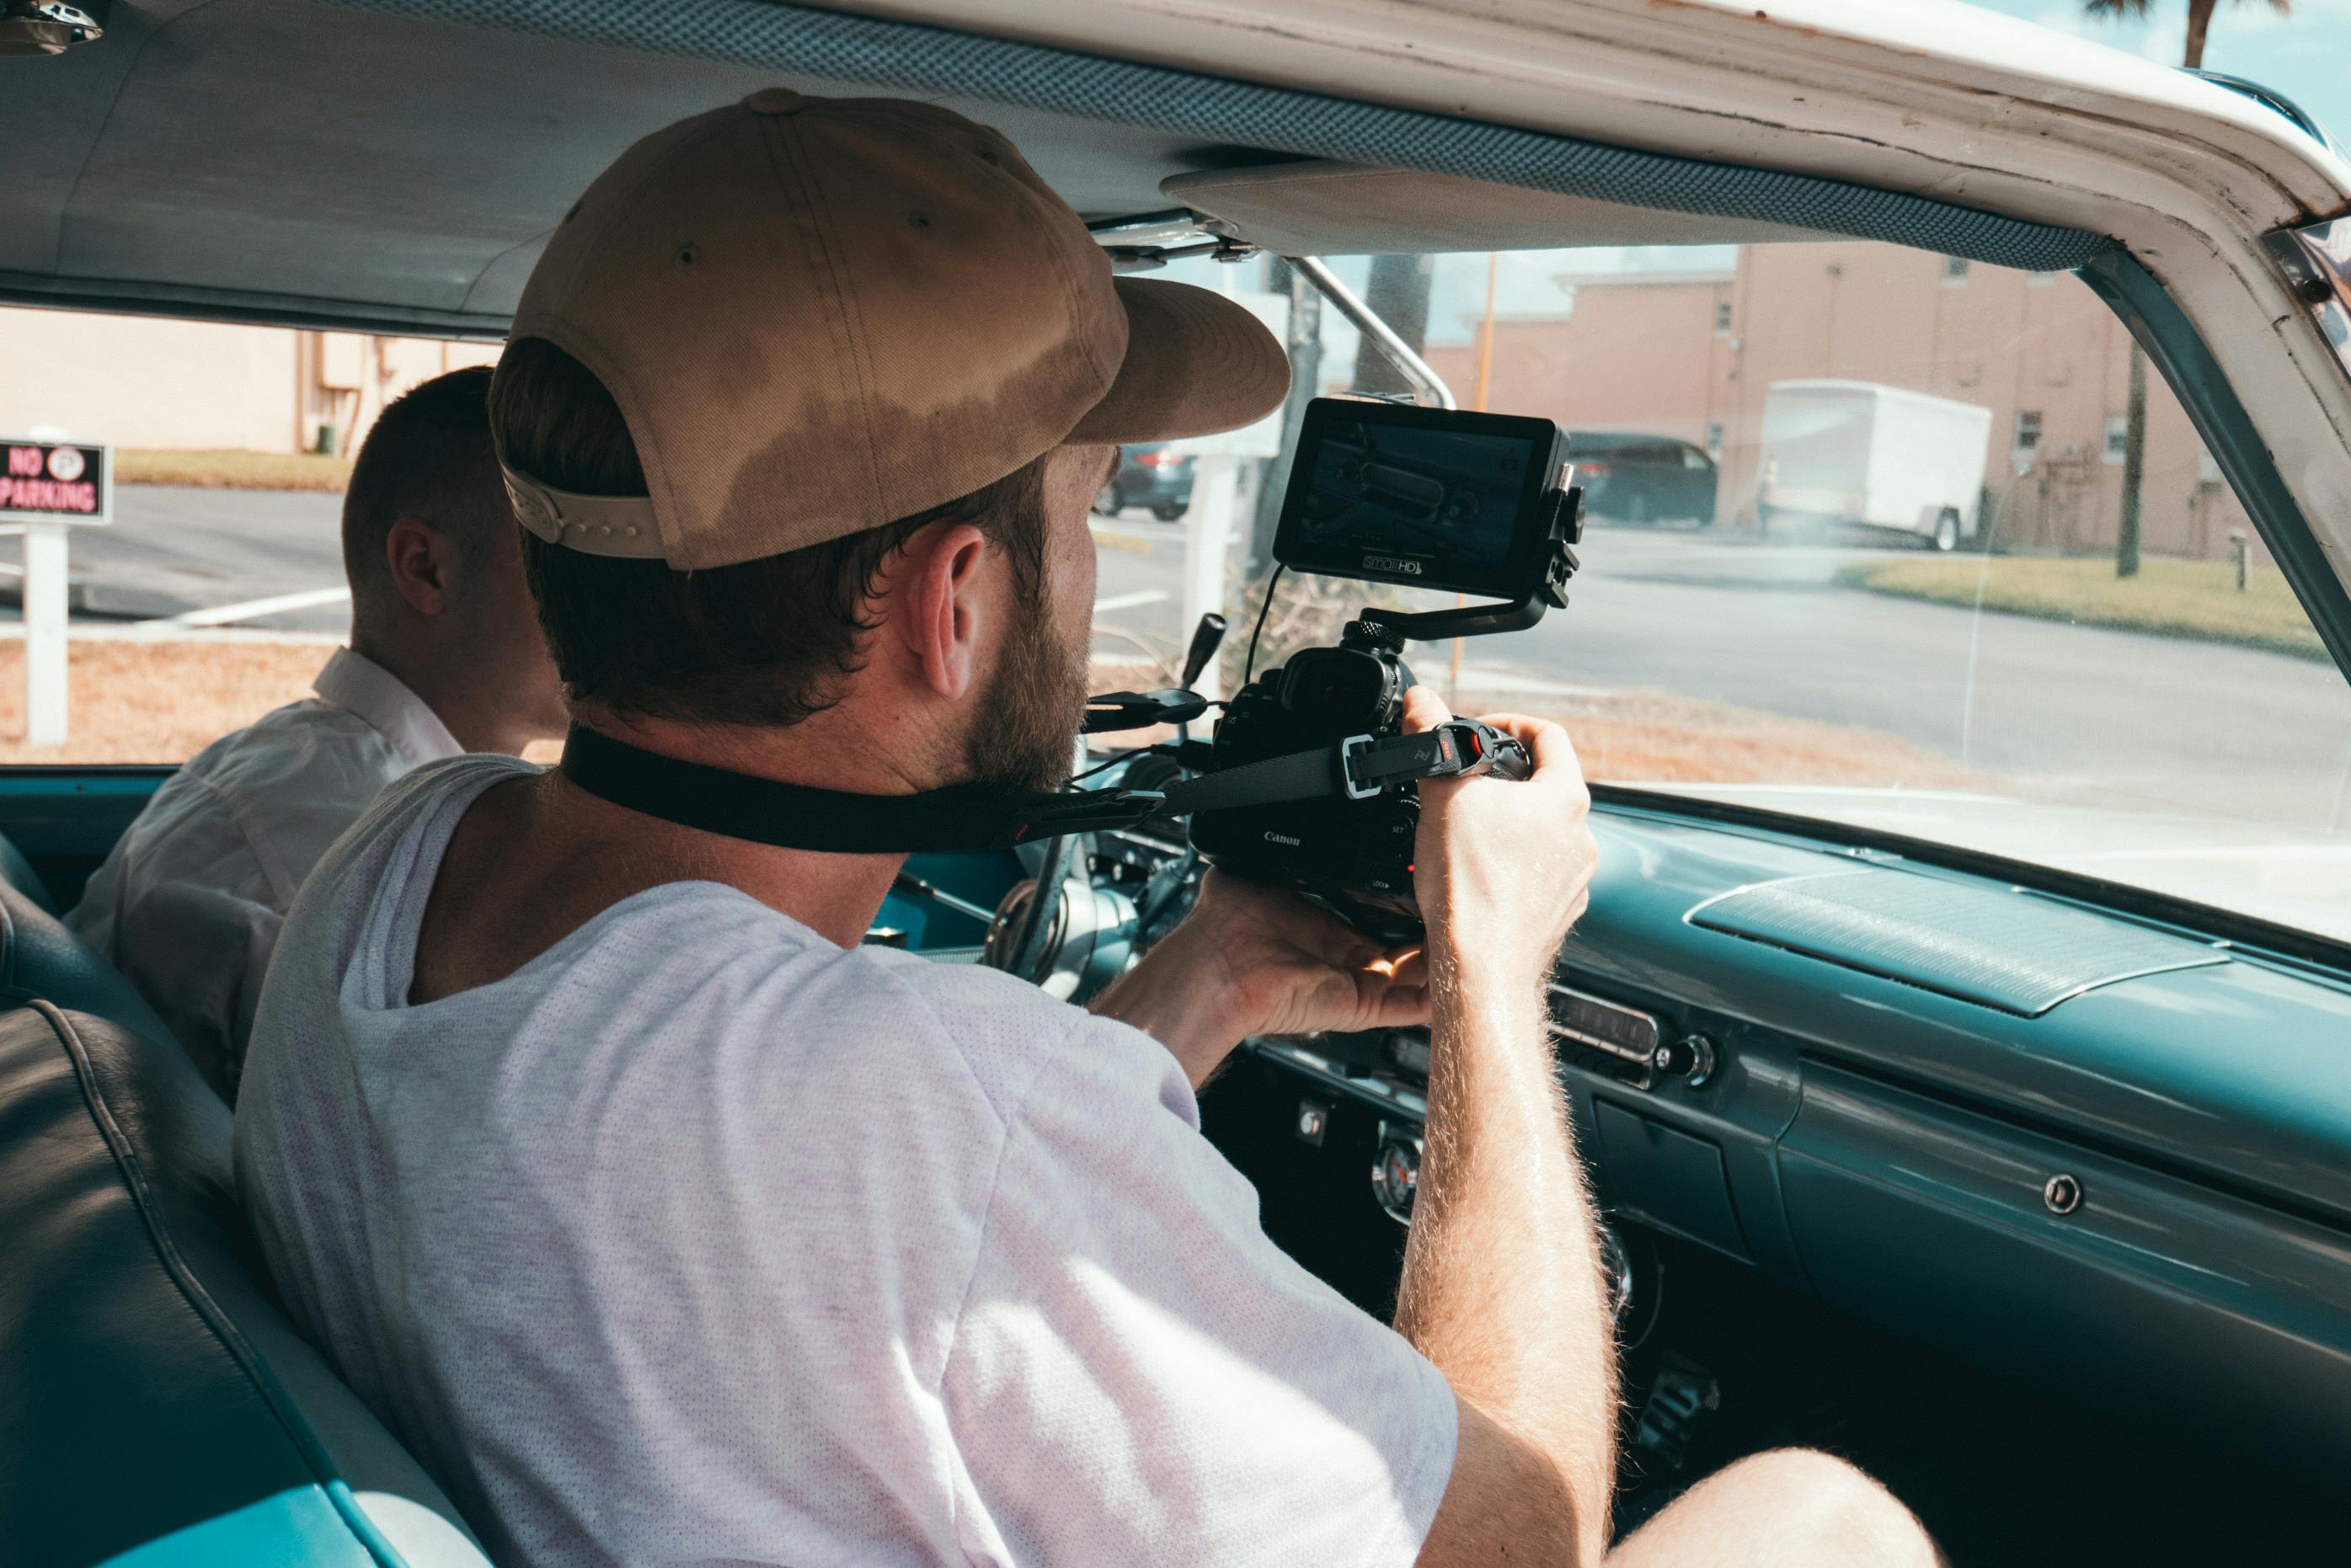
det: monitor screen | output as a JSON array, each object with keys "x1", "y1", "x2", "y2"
[{"x1": 1273, "y1": 400, "x2": 1564, "y2": 600}]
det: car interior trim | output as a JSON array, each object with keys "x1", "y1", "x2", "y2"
[
  {"x1": 1685, "y1": 870, "x2": 2231, "y2": 1017},
  {"x1": 316, "y1": 0, "x2": 2112, "y2": 273},
  {"x1": 1594, "y1": 786, "x2": 2351, "y2": 980},
  {"x1": 0, "y1": 267, "x2": 514, "y2": 343}
]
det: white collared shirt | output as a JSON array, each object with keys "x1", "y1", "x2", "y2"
[{"x1": 68, "y1": 648, "x2": 462, "y2": 1098}]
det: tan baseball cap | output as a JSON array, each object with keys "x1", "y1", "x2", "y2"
[{"x1": 499, "y1": 91, "x2": 1290, "y2": 569}]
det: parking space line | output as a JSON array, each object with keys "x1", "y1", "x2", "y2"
[{"x1": 142, "y1": 586, "x2": 353, "y2": 627}]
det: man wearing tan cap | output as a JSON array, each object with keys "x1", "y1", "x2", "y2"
[{"x1": 235, "y1": 94, "x2": 1937, "y2": 1568}]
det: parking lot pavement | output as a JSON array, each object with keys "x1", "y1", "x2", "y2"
[
  {"x1": 1092, "y1": 515, "x2": 2351, "y2": 825},
  {"x1": 0, "y1": 484, "x2": 353, "y2": 632}
]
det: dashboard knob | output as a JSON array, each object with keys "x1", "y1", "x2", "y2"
[
  {"x1": 1371, "y1": 1125, "x2": 1423, "y2": 1224},
  {"x1": 1597, "y1": 1221, "x2": 1634, "y2": 1324},
  {"x1": 1650, "y1": 1032, "x2": 1718, "y2": 1088}
]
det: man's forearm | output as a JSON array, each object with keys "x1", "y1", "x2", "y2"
[
  {"x1": 1393, "y1": 951, "x2": 1617, "y2": 1563},
  {"x1": 1087, "y1": 925, "x2": 1244, "y2": 1089}
]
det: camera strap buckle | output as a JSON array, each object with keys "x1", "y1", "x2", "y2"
[{"x1": 1338, "y1": 735, "x2": 1382, "y2": 801}]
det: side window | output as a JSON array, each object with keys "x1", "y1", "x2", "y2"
[{"x1": 0, "y1": 311, "x2": 501, "y2": 764}]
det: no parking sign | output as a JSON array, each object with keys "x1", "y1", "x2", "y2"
[
  {"x1": 0, "y1": 439, "x2": 110, "y2": 525},
  {"x1": 1, "y1": 436, "x2": 110, "y2": 747}
]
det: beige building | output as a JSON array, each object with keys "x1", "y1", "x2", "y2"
[
  {"x1": 1427, "y1": 242, "x2": 2257, "y2": 561},
  {"x1": 0, "y1": 307, "x2": 496, "y2": 457}
]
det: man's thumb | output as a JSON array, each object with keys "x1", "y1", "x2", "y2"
[{"x1": 1400, "y1": 682, "x2": 1454, "y2": 735}]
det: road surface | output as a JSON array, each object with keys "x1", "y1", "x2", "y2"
[
  {"x1": 20, "y1": 486, "x2": 2350, "y2": 828},
  {"x1": 1093, "y1": 510, "x2": 2351, "y2": 828}
]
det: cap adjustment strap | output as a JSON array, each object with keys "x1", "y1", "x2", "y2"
[{"x1": 500, "y1": 462, "x2": 668, "y2": 559}]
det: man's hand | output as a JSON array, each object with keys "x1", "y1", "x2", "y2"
[
  {"x1": 1392, "y1": 685, "x2": 1614, "y2": 1568},
  {"x1": 1403, "y1": 685, "x2": 1599, "y2": 989},
  {"x1": 1089, "y1": 872, "x2": 1429, "y2": 1089}
]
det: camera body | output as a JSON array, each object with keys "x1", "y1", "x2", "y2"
[
  {"x1": 1187, "y1": 399, "x2": 1580, "y2": 936},
  {"x1": 1189, "y1": 632, "x2": 1425, "y2": 937}
]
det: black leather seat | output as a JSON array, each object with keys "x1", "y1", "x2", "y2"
[
  {"x1": 0, "y1": 875, "x2": 177, "y2": 1053},
  {"x1": 0, "y1": 1001, "x2": 489, "y2": 1567},
  {"x1": 0, "y1": 829, "x2": 56, "y2": 913}
]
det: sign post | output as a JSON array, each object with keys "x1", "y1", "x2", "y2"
[{"x1": 2, "y1": 438, "x2": 111, "y2": 746}]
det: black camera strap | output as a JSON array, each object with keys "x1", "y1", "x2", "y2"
[
  {"x1": 559, "y1": 725, "x2": 1166, "y2": 852},
  {"x1": 1161, "y1": 721, "x2": 1520, "y2": 815},
  {"x1": 558, "y1": 721, "x2": 1520, "y2": 854}
]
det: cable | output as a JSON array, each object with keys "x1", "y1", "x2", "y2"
[
  {"x1": 1242, "y1": 563, "x2": 1285, "y2": 688},
  {"x1": 1067, "y1": 746, "x2": 1151, "y2": 786}
]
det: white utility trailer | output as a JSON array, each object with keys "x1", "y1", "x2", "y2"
[{"x1": 1758, "y1": 380, "x2": 1994, "y2": 550}]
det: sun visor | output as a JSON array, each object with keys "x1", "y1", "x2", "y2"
[{"x1": 1161, "y1": 160, "x2": 1843, "y2": 255}]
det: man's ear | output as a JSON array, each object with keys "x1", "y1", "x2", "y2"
[
  {"x1": 382, "y1": 518, "x2": 457, "y2": 619},
  {"x1": 888, "y1": 520, "x2": 991, "y2": 701}
]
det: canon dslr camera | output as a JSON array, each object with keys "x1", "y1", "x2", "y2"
[{"x1": 1188, "y1": 398, "x2": 1584, "y2": 937}]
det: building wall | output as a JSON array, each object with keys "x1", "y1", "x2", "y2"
[
  {"x1": 1429, "y1": 243, "x2": 2258, "y2": 561},
  {"x1": 0, "y1": 307, "x2": 498, "y2": 459},
  {"x1": 0, "y1": 309, "x2": 302, "y2": 451}
]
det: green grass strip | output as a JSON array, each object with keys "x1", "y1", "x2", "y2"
[{"x1": 1837, "y1": 553, "x2": 2328, "y2": 661}]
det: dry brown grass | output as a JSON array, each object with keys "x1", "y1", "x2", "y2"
[
  {"x1": 0, "y1": 640, "x2": 327, "y2": 764},
  {"x1": 116, "y1": 450, "x2": 355, "y2": 493},
  {"x1": 1489, "y1": 688, "x2": 1986, "y2": 789}
]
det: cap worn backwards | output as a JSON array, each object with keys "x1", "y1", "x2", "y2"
[{"x1": 500, "y1": 92, "x2": 1290, "y2": 570}]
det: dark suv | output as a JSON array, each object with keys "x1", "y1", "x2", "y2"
[
  {"x1": 1566, "y1": 430, "x2": 1718, "y2": 526},
  {"x1": 1093, "y1": 443, "x2": 1194, "y2": 522}
]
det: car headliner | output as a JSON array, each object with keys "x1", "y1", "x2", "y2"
[{"x1": 3, "y1": 0, "x2": 2049, "y2": 340}]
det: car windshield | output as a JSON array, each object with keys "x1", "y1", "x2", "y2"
[
  {"x1": 4, "y1": 241, "x2": 2348, "y2": 947},
  {"x1": 1091, "y1": 243, "x2": 2351, "y2": 947}
]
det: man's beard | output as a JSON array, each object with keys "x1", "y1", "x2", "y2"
[{"x1": 962, "y1": 573, "x2": 1089, "y2": 792}]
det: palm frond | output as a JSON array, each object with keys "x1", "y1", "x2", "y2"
[{"x1": 2078, "y1": 0, "x2": 2154, "y2": 15}]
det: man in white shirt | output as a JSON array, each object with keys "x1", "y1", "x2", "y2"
[
  {"x1": 236, "y1": 96, "x2": 1938, "y2": 1566},
  {"x1": 71, "y1": 367, "x2": 566, "y2": 1099}
]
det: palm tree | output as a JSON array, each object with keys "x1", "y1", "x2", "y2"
[
  {"x1": 2082, "y1": 0, "x2": 2290, "y2": 574},
  {"x1": 2082, "y1": 0, "x2": 2288, "y2": 72}
]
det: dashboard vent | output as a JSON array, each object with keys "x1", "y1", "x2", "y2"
[{"x1": 1688, "y1": 871, "x2": 2227, "y2": 1016}]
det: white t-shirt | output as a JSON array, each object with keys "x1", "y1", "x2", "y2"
[
  {"x1": 234, "y1": 754, "x2": 1456, "y2": 1568},
  {"x1": 68, "y1": 647, "x2": 462, "y2": 1099}
]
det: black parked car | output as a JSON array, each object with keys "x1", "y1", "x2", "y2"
[
  {"x1": 1093, "y1": 443, "x2": 1194, "y2": 521},
  {"x1": 1566, "y1": 430, "x2": 1718, "y2": 525}
]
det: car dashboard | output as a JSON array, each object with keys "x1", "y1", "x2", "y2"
[{"x1": 903, "y1": 792, "x2": 2351, "y2": 1516}]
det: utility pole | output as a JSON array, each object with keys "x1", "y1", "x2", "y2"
[
  {"x1": 2117, "y1": 344, "x2": 2145, "y2": 578},
  {"x1": 1352, "y1": 254, "x2": 1434, "y2": 396},
  {"x1": 1247, "y1": 259, "x2": 1323, "y2": 579}
]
